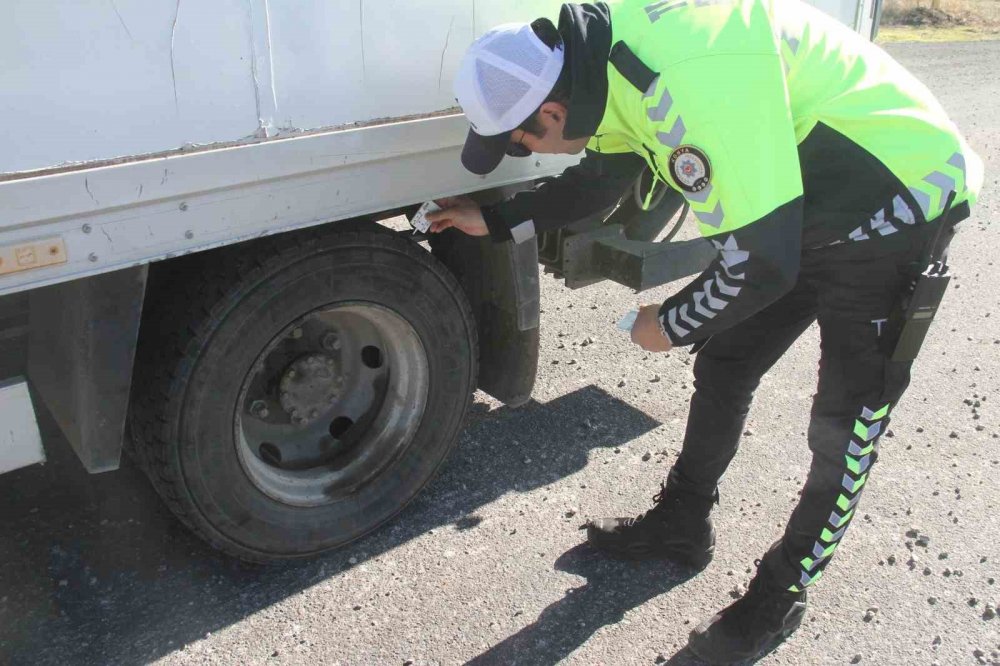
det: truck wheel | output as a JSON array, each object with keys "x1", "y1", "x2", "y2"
[{"x1": 129, "y1": 226, "x2": 477, "y2": 562}]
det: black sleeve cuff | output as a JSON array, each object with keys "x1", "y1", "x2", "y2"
[{"x1": 481, "y1": 204, "x2": 514, "y2": 243}]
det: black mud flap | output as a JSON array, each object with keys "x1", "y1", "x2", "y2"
[
  {"x1": 430, "y1": 232, "x2": 540, "y2": 407},
  {"x1": 27, "y1": 265, "x2": 148, "y2": 472}
]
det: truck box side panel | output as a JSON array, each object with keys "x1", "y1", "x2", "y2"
[
  {"x1": 2, "y1": 0, "x2": 260, "y2": 175},
  {"x1": 1, "y1": 0, "x2": 565, "y2": 177},
  {"x1": 266, "y1": 2, "x2": 470, "y2": 131}
]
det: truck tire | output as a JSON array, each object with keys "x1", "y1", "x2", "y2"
[{"x1": 129, "y1": 226, "x2": 477, "y2": 562}]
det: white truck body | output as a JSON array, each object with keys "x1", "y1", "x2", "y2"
[
  {"x1": 0, "y1": 0, "x2": 881, "y2": 553},
  {"x1": 0, "y1": 0, "x2": 880, "y2": 298},
  {"x1": 1, "y1": 0, "x2": 581, "y2": 298}
]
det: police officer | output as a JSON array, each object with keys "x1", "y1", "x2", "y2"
[{"x1": 426, "y1": 0, "x2": 983, "y2": 662}]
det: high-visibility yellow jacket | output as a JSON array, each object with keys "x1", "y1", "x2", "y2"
[{"x1": 482, "y1": 0, "x2": 983, "y2": 345}]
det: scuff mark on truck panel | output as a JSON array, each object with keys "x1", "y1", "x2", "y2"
[
  {"x1": 248, "y1": 0, "x2": 265, "y2": 135},
  {"x1": 264, "y1": 1, "x2": 278, "y2": 132},
  {"x1": 84, "y1": 179, "x2": 97, "y2": 205},
  {"x1": 169, "y1": 0, "x2": 181, "y2": 112},
  {"x1": 359, "y1": 0, "x2": 367, "y2": 78},
  {"x1": 439, "y1": 16, "x2": 456, "y2": 93},
  {"x1": 248, "y1": 0, "x2": 279, "y2": 138},
  {"x1": 108, "y1": 0, "x2": 133, "y2": 40}
]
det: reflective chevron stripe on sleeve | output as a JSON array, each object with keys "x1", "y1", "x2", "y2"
[
  {"x1": 847, "y1": 152, "x2": 967, "y2": 244},
  {"x1": 908, "y1": 152, "x2": 967, "y2": 221},
  {"x1": 659, "y1": 235, "x2": 747, "y2": 341}
]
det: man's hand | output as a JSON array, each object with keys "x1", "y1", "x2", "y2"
[
  {"x1": 426, "y1": 196, "x2": 489, "y2": 236},
  {"x1": 630, "y1": 304, "x2": 673, "y2": 352}
]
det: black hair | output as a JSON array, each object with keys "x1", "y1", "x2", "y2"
[{"x1": 517, "y1": 18, "x2": 572, "y2": 138}]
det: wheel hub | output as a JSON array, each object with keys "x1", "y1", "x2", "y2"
[
  {"x1": 278, "y1": 353, "x2": 342, "y2": 425},
  {"x1": 234, "y1": 303, "x2": 429, "y2": 507}
]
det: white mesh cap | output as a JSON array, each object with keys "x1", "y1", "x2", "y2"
[{"x1": 454, "y1": 22, "x2": 564, "y2": 174}]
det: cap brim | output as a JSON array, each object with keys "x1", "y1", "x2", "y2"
[{"x1": 461, "y1": 128, "x2": 513, "y2": 175}]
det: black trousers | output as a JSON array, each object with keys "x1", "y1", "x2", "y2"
[{"x1": 673, "y1": 223, "x2": 943, "y2": 591}]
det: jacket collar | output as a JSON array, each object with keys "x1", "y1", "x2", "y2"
[{"x1": 559, "y1": 2, "x2": 613, "y2": 140}]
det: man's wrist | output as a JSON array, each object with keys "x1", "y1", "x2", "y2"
[{"x1": 481, "y1": 204, "x2": 514, "y2": 243}]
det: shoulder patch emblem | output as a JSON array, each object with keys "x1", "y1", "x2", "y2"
[{"x1": 669, "y1": 146, "x2": 711, "y2": 193}]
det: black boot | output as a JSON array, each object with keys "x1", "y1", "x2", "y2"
[
  {"x1": 585, "y1": 469, "x2": 716, "y2": 569},
  {"x1": 687, "y1": 564, "x2": 807, "y2": 665}
]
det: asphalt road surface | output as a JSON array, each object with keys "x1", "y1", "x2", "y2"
[{"x1": 2, "y1": 41, "x2": 999, "y2": 666}]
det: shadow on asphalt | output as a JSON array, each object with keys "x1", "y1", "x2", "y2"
[
  {"x1": 465, "y1": 544, "x2": 698, "y2": 666},
  {"x1": 0, "y1": 385, "x2": 659, "y2": 665},
  {"x1": 461, "y1": 535, "x2": 776, "y2": 666}
]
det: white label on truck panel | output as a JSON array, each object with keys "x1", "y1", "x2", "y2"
[{"x1": 0, "y1": 237, "x2": 67, "y2": 277}]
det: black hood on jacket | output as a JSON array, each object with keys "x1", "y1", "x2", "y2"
[{"x1": 558, "y1": 2, "x2": 613, "y2": 140}]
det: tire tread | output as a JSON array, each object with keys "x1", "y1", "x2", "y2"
[{"x1": 129, "y1": 225, "x2": 478, "y2": 561}]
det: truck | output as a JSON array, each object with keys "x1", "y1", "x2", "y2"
[{"x1": 0, "y1": 0, "x2": 882, "y2": 562}]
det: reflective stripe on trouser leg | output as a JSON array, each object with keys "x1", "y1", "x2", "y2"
[
  {"x1": 785, "y1": 402, "x2": 891, "y2": 591},
  {"x1": 759, "y1": 213, "x2": 926, "y2": 591}
]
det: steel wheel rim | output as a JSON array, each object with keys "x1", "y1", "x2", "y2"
[{"x1": 234, "y1": 302, "x2": 429, "y2": 508}]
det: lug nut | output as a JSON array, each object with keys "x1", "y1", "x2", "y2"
[
  {"x1": 322, "y1": 333, "x2": 342, "y2": 351},
  {"x1": 249, "y1": 400, "x2": 269, "y2": 418},
  {"x1": 309, "y1": 409, "x2": 318, "y2": 419},
  {"x1": 291, "y1": 327, "x2": 304, "y2": 339}
]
